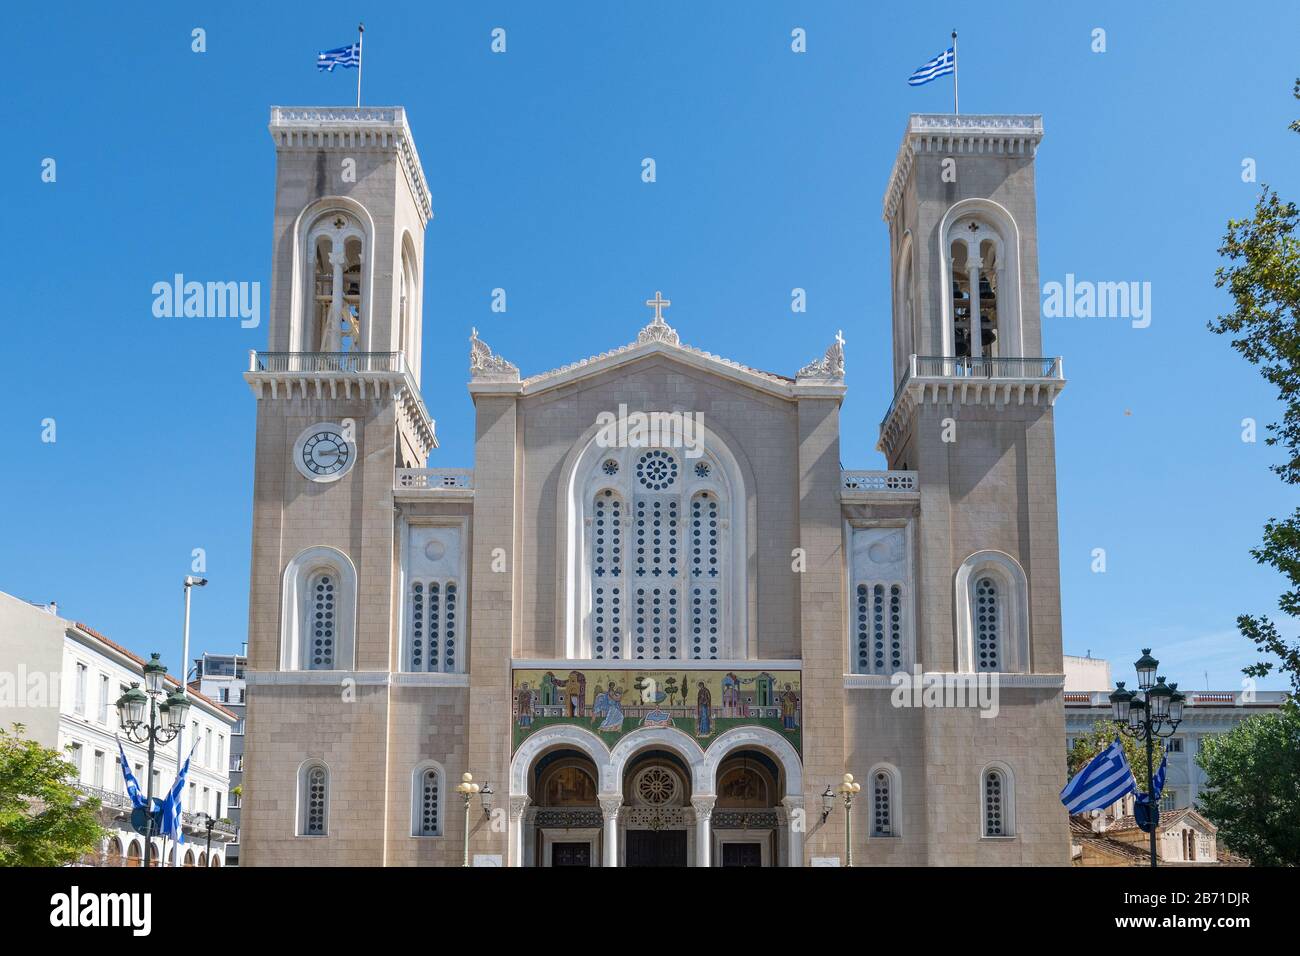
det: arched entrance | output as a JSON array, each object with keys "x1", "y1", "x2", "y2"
[
  {"x1": 125, "y1": 841, "x2": 142, "y2": 867},
  {"x1": 620, "y1": 751, "x2": 693, "y2": 867},
  {"x1": 530, "y1": 748, "x2": 602, "y2": 867},
  {"x1": 106, "y1": 836, "x2": 123, "y2": 867},
  {"x1": 712, "y1": 750, "x2": 780, "y2": 867}
]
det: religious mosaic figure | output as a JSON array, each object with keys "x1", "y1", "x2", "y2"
[
  {"x1": 516, "y1": 682, "x2": 534, "y2": 729},
  {"x1": 780, "y1": 683, "x2": 800, "y2": 731},
  {"x1": 563, "y1": 670, "x2": 586, "y2": 717},
  {"x1": 592, "y1": 681, "x2": 625, "y2": 733},
  {"x1": 696, "y1": 681, "x2": 713, "y2": 737}
]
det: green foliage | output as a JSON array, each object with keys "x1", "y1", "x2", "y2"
[
  {"x1": 1209, "y1": 79, "x2": 1300, "y2": 691},
  {"x1": 1196, "y1": 699, "x2": 1300, "y2": 866},
  {"x1": 1067, "y1": 720, "x2": 1160, "y2": 795},
  {"x1": 0, "y1": 724, "x2": 107, "y2": 867}
]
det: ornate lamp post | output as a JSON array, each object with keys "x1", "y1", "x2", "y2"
[
  {"x1": 837, "y1": 773, "x2": 862, "y2": 867},
  {"x1": 116, "y1": 654, "x2": 190, "y2": 868},
  {"x1": 201, "y1": 812, "x2": 216, "y2": 866},
  {"x1": 455, "y1": 772, "x2": 493, "y2": 867},
  {"x1": 1108, "y1": 648, "x2": 1184, "y2": 868}
]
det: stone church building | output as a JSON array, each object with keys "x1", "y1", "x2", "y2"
[{"x1": 239, "y1": 106, "x2": 1069, "y2": 866}]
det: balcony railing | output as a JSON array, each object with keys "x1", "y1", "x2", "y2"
[
  {"x1": 76, "y1": 784, "x2": 237, "y2": 836},
  {"x1": 841, "y1": 470, "x2": 918, "y2": 493},
  {"x1": 881, "y1": 354, "x2": 1065, "y2": 432},
  {"x1": 912, "y1": 355, "x2": 1062, "y2": 379},
  {"x1": 395, "y1": 468, "x2": 474, "y2": 491},
  {"x1": 248, "y1": 351, "x2": 407, "y2": 374}
]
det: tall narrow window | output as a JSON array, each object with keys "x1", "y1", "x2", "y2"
[
  {"x1": 406, "y1": 579, "x2": 461, "y2": 672},
  {"x1": 99, "y1": 674, "x2": 110, "y2": 723},
  {"x1": 871, "y1": 770, "x2": 894, "y2": 837},
  {"x1": 977, "y1": 238, "x2": 999, "y2": 357},
  {"x1": 950, "y1": 240, "x2": 973, "y2": 358},
  {"x1": 414, "y1": 766, "x2": 442, "y2": 837},
  {"x1": 591, "y1": 489, "x2": 625, "y2": 660},
  {"x1": 689, "y1": 492, "x2": 721, "y2": 660},
  {"x1": 74, "y1": 663, "x2": 87, "y2": 715},
  {"x1": 307, "y1": 572, "x2": 336, "y2": 669},
  {"x1": 300, "y1": 764, "x2": 328, "y2": 836},
  {"x1": 974, "y1": 577, "x2": 1001, "y2": 671},
  {"x1": 983, "y1": 769, "x2": 1006, "y2": 837}
]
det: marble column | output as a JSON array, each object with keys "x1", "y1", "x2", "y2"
[
  {"x1": 782, "y1": 796, "x2": 805, "y2": 867},
  {"x1": 508, "y1": 795, "x2": 530, "y2": 867},
  {"x1": 599, "y1": 794, "x2": 622, "y2": 867},
  {"x1": 692, "y1": 795, "x2": 716, "y2": 868}
]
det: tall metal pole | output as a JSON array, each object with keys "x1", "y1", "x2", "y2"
[
  {"x1": 844, "y1": 794, "x2": 854, "y2": 867},
  {"x1": 143, "y1": 697, "x2": 157, "y2": 869},
  {"x1": 1145, "y1": 726, "x2": 1157, "y2": 868},
  {"x1": 951, "y1": 30, "x2": 959, "y2": 115},
  {"x1": 170, "y1": 582, "x2": 193, "y2": 867},
  {"x1": 462, "y1": 794, "x2": 471, "y2": 867},
  {"x1": 356, "y1": 23, "x2": 365, "y2": 108}
]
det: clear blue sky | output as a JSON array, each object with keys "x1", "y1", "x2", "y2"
[{"x1": 4, "y1": 1, "x2": 1298, "y2": 690}]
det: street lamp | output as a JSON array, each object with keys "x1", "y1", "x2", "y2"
[
  {"x1": 455, "y1": 772, "x2": 481, "y2": 867},
  {"x1": 1109, "y1": 648, "x2": 1183, "y2": 868},
  {"x1": 837, "y1": 773, "x2": 862, "y2": 867},
  {"x1": 200, "y1": 812, "x2": 216, "y2": 866},
  {"x1": 116, "y1": 654, "x2": 184, "y2": 868},
  {"x1": 820, "y1": 786, "x2": 835, "y2": 823},
  {"x1": 172, "y1": 574, "x2": 207, "y2": 866}
]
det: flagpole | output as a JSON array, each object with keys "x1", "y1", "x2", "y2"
[
  {"x1": 952, "y1": 29, "x2": 959, "y2": 114},
  {"x1": 353, "y1": 22, "x2": 364, "y2": 107}
]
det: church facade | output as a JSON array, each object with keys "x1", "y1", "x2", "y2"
[{"x1": 239, "y1": 106, "x2": 1069, "y2": 866}]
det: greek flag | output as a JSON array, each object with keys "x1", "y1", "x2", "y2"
[
  {"x1": 115, "y1": 738, "x2": 145, "y2": 809},
  {"x1": 1060, "y1": 738, "x2": 1138, "y2": 814},
  {"x1": 1135, "y1": 751, "x2": 1168, "y2": 805},
  {"x1": 908, "y1": 46, "x2": 955, "y2": 86},
  {"x1": 159, "y1": 743, "x2": 197, "y2": 844},
  {"x1": 317, "y1": 42, "x2": 360, "y2": 72}
]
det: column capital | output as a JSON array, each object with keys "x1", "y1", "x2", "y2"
[
  {"x1": 690, "y1": 794, "x2": 717, "y2": 821},
  {"x1": 508, "y1": 794, "x2": 531, "y2": 822},
  {"x1": 598, "y1": 793, "x2": 623, "y2": 820}
]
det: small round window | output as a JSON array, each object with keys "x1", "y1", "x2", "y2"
[{"x1": 635, "y1": 449, "x2": 679, "y2": 490}]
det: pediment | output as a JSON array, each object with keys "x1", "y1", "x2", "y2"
[{"x1": 466, "y1": 311, "x2": 847, "y2": 402}]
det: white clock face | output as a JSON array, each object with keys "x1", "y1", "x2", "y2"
[{"x1": 293, "y1": 423, "x2": 356, "y2": 482}]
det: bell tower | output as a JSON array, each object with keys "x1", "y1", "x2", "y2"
[
  {"x1": 240, "y1": 107, "x2": 436, "y2": 865},
  {"x1": 878, "y1": 114, "x2": 1069, "y2": 863}
]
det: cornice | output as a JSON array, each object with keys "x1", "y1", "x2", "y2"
[
  {"x1": 881, "y1": 113, "x2": 1044, "y2": 223},
  {"x1": 268, "y1": 106, "x2": 433, "y2": 225}
]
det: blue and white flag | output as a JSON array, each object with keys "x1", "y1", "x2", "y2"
[
  {"x1": 115, "y1": 738, "x2": 145, "y2": 810},
  {"x1": 159, "y1": 743, "x2": 197, "y2": 844},
  {"x1": 317, "y1": 43, "x2": 360, "y2": 72},
  {"x1": 1135, "y1": 751, "x2": 1168, "y2": 805},
  {"x1": 1060, "y1": 738, "x2": 1138, "y2": 814},
  {"x1": 908, "y1": 46, "x2": 955, "y2": 86}
]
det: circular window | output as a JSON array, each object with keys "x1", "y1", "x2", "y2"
[
  {"x1": 602, "y1": 459, "x2": 619, "y2": 476},
  {"x1": 635, "y1": 450, "x2": 679, "y2": 490},
  {"x1": 632, "y1": 765, "x2": 682, "y2": 806},
  {"x1": 694, "y1": 461, "x2": 711, "y2": 479}
]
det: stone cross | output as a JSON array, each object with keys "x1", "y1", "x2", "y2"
[{"x1": 645, "y1": 290, "x2": 672, "y2": 323}]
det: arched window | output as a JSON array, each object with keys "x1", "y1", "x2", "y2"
[
  {"x1": 894, "y1": 235, "x2": 916, "y2": 382},
  {"x1": 299, "y1": 761, "x2": 329, "y2": 836},
  {"x1": 955, "y1": 551, "x2": 1030, "y2": 674},
  {"x1": 305, "y1": 210, "x2": 366, "y2": 353},
  {"x1": 849, "y1": 527, "x2": 913, "y2": 675},
  {"x1": 406, "y1": 579, "x2": 461, "y2": 672},
  {"x1": 981, "y1": 764, "x2": 1015, "y2": 837},
  {"x1": 581, "y1": 444, "x2": 735, "y2": 660},
  {"x1": 411, "y1": 761, "x2": 445, "y2": 836},
  {"x1": 939, "y1": 200, "x2": 1024, "y2": 361},
  {"x1": 869, "y1": 765, "x2": 899, "y2": 837},
  {"x1": 281, "y1": 547, "x2": 357, "y2": 671},
  {"x1": 183, "y1": 849, "x2": 195, "y2": 867}
]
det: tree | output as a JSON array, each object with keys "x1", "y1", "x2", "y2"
[
  {"x1": 0, "y1": 724, "x2": 107, "y2": 867},
  {"x1": 1196, "y1": 700, "x2": 1300, "y2": 866},
  {"x1": 1067, "y1": 719, "x2": 1161, "y2": 796},
  {"x1": 1209, "y1": 78, "x2": 1300, "y2": 692}
]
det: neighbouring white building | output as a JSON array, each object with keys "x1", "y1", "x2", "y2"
[
  {"x1": 0, "y1": 590, "x2": 238, "y2": 866},
  {"x1": 1062, "y1": 653, "x2": 1289, "y2": 813},
  {"x1": 192, "y1": 652, "x2": 246, "y2": 865}
]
